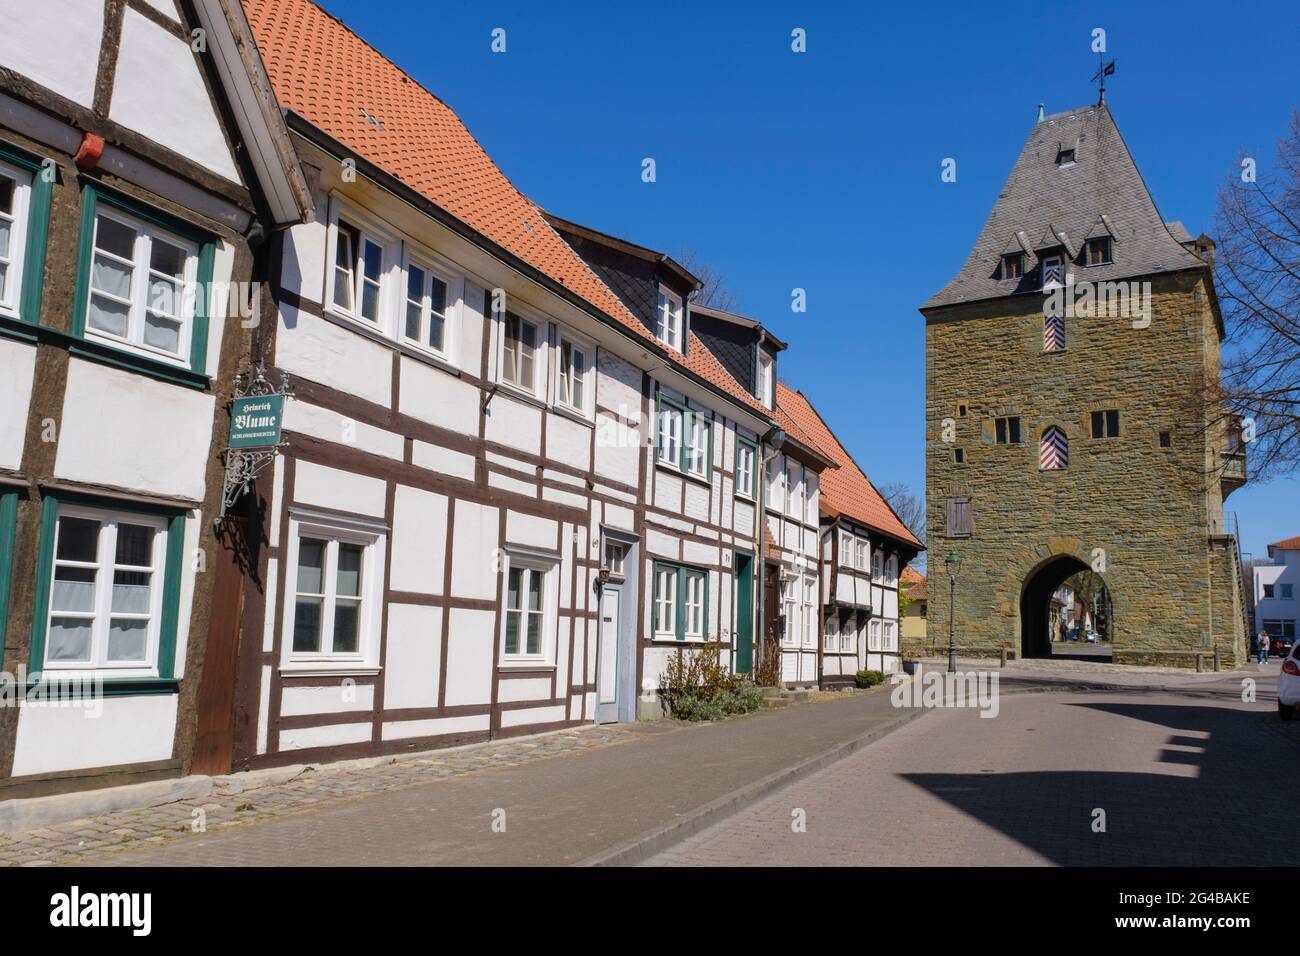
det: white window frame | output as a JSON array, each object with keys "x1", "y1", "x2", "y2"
[
  {"x1": 802, "y1": 574, "x2": 817, "y2": 648},
  {"x1": 400, "y1": 248, "x2": 459, "y2": 363},
  {"x1": 500, "y1": 550, "x2": 558, "y2": 665},
  {"x1": 839, "y1": 529, "x2": 853, "y2": 567},
  {"x1": 786, "y1": 460, "x2": 804, "y2": 519},
  {"x1": 42, "y1": 505, "x2": 168, "y2": 678},
  {"x1": 0, "y1": 158, "x2": 33, "y2": 319},
  {"x1": 654, "y1": 564, "x2": 678, "y2": 639},
  {"x1": 683, "y1": 569, "x2": 706, "y2": 640},
  {"x1": 281, "y1": 513, "x2": 386, "y2": 674},
  {"x1": 872, "y1": 550, "x2": 885, "y2": 582},
  {"x1": 685, "y1": 410, "x2": 710, "y2": 478},
  {"x1": 497, "y1": 307, "x2": 546, "y2": 399},
  {"x1": 757, "y1": 351, "x2": 774, "y2": 408},
  {"x1": 603, "y1": 538, "x2": 625, "y2": 578},
  {"x1": 735, "y1": 439, "x2": 756, "y2": 501},
  {"x1": 554, "y1": 328, "x2": 595, "y2": 418},
  {"x1": 869, "y1": 619, "x2": 881, "y2": 652},
  {"x1": 824, "y1": 614, "x2": 839, "y2": 651},
  {"x1": 657, "y1": 402, "x2": 682, "y2": 468},
  {"x1": 781, "y1": 575, "x2": 797, "y2": 646},
  {"x1": 886, "y1": 555, "x2": 898, "y2": 585},
  {"x1": 655, "y1": 286, "x2": 683, "y2": 351},
  {"x1": 766, "y1": 454, "x2": 785, "y2": 511},
  {"x1": 841, "y1": 615, "x2": 854, "y2": 653},
  {"x1": 855, "y1": 538, "x2": 870, "y2": 573},
  {"x1": 882, "y1": 620, "x2": 896, "y2": 653},
  {"x1": 324, "y1": 201, "x2": 397, "y2": 333},
  {"x1": 804, "y1": 472, "x2": 819, "y2": 525},
  {"x1": 83, "y1": 204, "x2": 199, "y2": 366}
]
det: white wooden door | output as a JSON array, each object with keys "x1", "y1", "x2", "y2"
[{"x1": 596, "y1": 587, "x2": 620, "y2": 723}]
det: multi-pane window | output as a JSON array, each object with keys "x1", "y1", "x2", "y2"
[
  {"x1": 501, "y1": 312, "x2": 539, "y2": 392},
  {"x1": 685, "y1": 412, "x2": 710, "y2": 478},
  {"x1": 766, "y1": 454, "x2": 784, "y2": 510},
  {"x1": 994, "y1": 416, "x2": 1022, "y2": 445},
  {"x1": 403, "y1": 262, "x2": 449, "y2": 355},
  {"x1": 735, "y1": 438, "x2": 756, "y2": 499},
  {"x1": 1002, "y1": 253, "x2": 1024, "y2": 280},
  {"x1": 654, "y1": 563, "x2": 707, "y2": 641},
  {"x1": 683, "y1": 569, "x2": 706, "y2": 639},
  {"x1": 839, "y1": 530, "x2": 853, "y2": 567},
  {"x1": 332, "y1": 219, "x2": 385, "y2": 323},
  {"x1": 657, "y1": 401, "x2": 682, "y2": 467},
  {"x1": 855, "y1": 538, "x2": 869, "y2": 573},
  {"x1": 757, "y1": 352, "x2": 774, "y2": 408},
  {"x1": 802, "y1": 575, "x2": 817, "y2": 647},
  {"x1": 824, "y1": 614, "x2": 839, "y2": 651},
  {"x1": 871, "y1": 551, "x2": 884, "y2": 582},
  {"x1": 805, "y1": 472, "x2": 819, "y2": 524},
  {"x1": 782, "y1": 577, "x2": 797, "y2": 645},
  {"x1": 654, "y1": 565, "x2": 677, "y2": 637},
  {"x1": 1091, "y1": 410, "x2": 1120, "y2": 439},
  {"x1": 786, "y1": 460, "x2": 804, "y2": 519},
  {"x1": 292, "y1": 536, "x2": 367, "y2": 656},
  {"x1": 44, "y1": 508, "x2": 166, "y2": 671},
  {"x1": 886, "y1": 555, "x2": 898, "y2": 585},
  {"x1": 556, "y1": 335, "x2": 590, "y2": 414},
  {"x1": 1085, "y1": 236, "x2": 1112, "y2": 266},
  {"x1": 0, "y1": 159, "x2": 32, "y2": 316},
  {"x1": 882, "y1": 621, "x2": 896, "y2": 652},
  {"x1": 504, "y1": 564, "x2": 546, "y2": 658},
  {"x1": 603, "y1": 539, "x2": 625, "y2": 577},
  {"x1": 86, "y1": 208, "x2": 197, "y2": 361},
  {"x1": 655, "y1": 287, "x2": 682, "y2": 351},
  {"x1": 841, "y1": 616, "x2": 854, "y2": 653},
  {"x1": 868, "y1": 619, "x2": 881, "y2": 652}
]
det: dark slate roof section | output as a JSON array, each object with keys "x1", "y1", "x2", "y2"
[
  {"x1": 922, "y1": 103, "x2": 1206, "y2": 311},
  {"x1": 691, "y1": 310, "x2": 757, "y2": 394}
]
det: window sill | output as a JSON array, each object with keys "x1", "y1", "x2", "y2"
[
  {"x1": 279, "y1": 665, "x2": 382, "y2": 678},
  {"x1": 498, "y1": 662, "x2": 557, "y2": 672},
  {"x1": 21, "y1": 676, "x2": 179, "y2": 697},
  {"x1": 655, "y1": 461, "x2": 711, "y2": 488},
  {"x1": 651, "y1": 636, "x2": 711, "y2": 645},
  {"x1": 493, "y1": 379, "x2": 548, "y2": 411},
  {"x1": 549, "y1": 403, "x2": 595, "y2": 429}
]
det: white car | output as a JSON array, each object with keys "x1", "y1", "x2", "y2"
[{"x1": 1278, "y1": 643, "x2": 1300, "y2": 720}]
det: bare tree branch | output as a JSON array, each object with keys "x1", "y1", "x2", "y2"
[{"x1": 678, "y1": 249, "x2": 737, "y2": 312}]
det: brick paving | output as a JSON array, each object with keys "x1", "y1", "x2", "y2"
[{"x1": 649, "y1": 669, "x2": 1300, "y2": 866}]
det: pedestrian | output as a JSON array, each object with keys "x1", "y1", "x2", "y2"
[{"x1": 1257, "y1": 630, "x2": 1270, "y2": 664}]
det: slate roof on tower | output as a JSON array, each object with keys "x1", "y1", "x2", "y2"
[{"x1": 922, "y1": 103, "x2": 1206, "y2": 310}]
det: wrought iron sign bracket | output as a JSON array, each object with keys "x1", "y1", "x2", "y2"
[{"x1": 217, "y1": 364, "x2": 293, "y2": 523}]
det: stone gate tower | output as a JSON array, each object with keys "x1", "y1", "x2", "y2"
[{"x1": 921, "y1": 103, "x2": 1248, "y2": 667}]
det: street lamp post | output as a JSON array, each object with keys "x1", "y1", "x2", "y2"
[{"x1": 946, "y1": 552, "x2": 962, "y2": 674}]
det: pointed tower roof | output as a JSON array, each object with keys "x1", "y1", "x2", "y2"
[{"x1": 922, "y1": 103, "x2": 1204, "y2": 310}]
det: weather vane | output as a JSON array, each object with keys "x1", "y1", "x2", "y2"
[{"x1": 1092, "y1": 51, "x2": 1116, "y2": 103}]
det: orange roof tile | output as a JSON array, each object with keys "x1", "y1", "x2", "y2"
[
  {"x1": 901, "y1": 565, "x2": 928, "y2": 600},
  {"x1": 775, "y1": 382, "x2": 923, "y2": 549},
  {"x1": 1269, "y1": 535, "x2": 1300, "y2": 551},
  {"x1": 241, "y1": 0, "x2": 771, "y2": 420}
]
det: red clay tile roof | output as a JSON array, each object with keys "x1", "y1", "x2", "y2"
[
  {"x1": 775, "y1": 382, "x2": 923, "y2": 549},
  {"x1": 1269, "y1": 535, "x2": 1300, "y2": 551},
  {"x1": 901, "y1": 566, "x2": 927, "y2": 600},
  {"x1": 241, "y1": 0, "x2": 770, "y2": 419},
  {"x1": 775, "y1": 397, "x2": 836, "y2": 463}
]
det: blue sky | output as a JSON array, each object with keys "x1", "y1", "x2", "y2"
[{"x1": 316, "y1": 0, "x2": 1298, "y2": 561}]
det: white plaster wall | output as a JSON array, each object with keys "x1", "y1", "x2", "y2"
[
  {"x1": 645, "y1": 528, "x2": 679, "y2": 560},
  {"x1": 0, "y1": 0, "x2": 102, "y2": 107},
  {"x1": 412, "y1": 440, "x2": 476, "y2": 482},
  {"x1": 444, "y1": 607, "x2": 494, "y2": 706},
  {"x1": 109, "y1": 9, "x2": 240, "y2": 181},
  {"x1": 596, "y1": 351, "x2": 640, "y2": 417},
  {"x1": 389, "y1": 485, "x2": 448, "y2": 594},
  {"x1": 382, "y1": 713, "x2": 489, "y2": 741},
  {"x1": 0, "y1": 339, "x2": 35, "y2": 470},
  {"x1": 281, "y1": 195, "x2": 328, "y2": 304},
  {"x1": 505, "y1": 511, "x2": 556, "y2": 551},
  {"x1": 279, "y1": 722, "x2": 372, "y2": 751},
  {"x1": 449, "y1": 500, "x2": 498, "y2": 599},
  {"x1": 10, "y1": 694, "x2": 177, "y2": 776},
  {"x1": 593, "y1": 411, "x2": 640, "y2": 487},
  {"x1": 500, "y1": 705, "x2": 565, "y2": 728},
  {"x1": 683, "y1": 481, "x2": 709, "y2": 521},
  {"x1": 204, "y1": 241, "x2": 234, "y2": 379},
  {"x1": 545, "y1": 413, "x2": 591, "y2": 471},
  {"x1": 292, "y1": 460, "x2": 386, "y2": 518},
  {"x1": 277, "y1": 306, "x2": 392, "y2": 407},
  {"x1": 496, "y1": 677, "x2": 550, "y2": 703},
  {"x1": 484, "y1": 394, "x2": 541, "y2": 455},
  {"x1": 382, "y1": 603, "x2": 442, "y2": 709},
  {"x1": 654, "y1": 471, "x2": 681, "y2": 511},
  {"x1": 283, "y1": 399, "x2": 403, "y2": 460},
  {"x1": 279, "y1": 683, "x2": 375, "y2": 717},
  {"x1": 55, "y1": 359, "x2": 214, "y2": 501},
  {"x1": 399, "y1": 357, "x2": 479, "y2": 436}
]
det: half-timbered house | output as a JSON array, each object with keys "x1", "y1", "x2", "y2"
[
  {"x1": 0, "y1": 0, "x2": 311, "y2": 796},
  {"x1": 775, "y1": 386, "x2": 923, "y2": 683}
]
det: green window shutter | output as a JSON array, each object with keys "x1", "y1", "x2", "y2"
[
  {"x1": 0, "y1": 492, "x2": 18, "y2": 644},
  {"x1": 0, "y1": 142, "x2": 53, "y2": 326},
  {"x1": 26, "y1": 494, "x2": 60, "y2": 679}
]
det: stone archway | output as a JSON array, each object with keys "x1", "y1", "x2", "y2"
[{"x1": 1019, "y1": 555, "x2": 1113, "y2": 659}]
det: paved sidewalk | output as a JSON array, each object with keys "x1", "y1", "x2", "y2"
[{"x1": 1, "y1": 686, "x2": 909, "y2": 866}]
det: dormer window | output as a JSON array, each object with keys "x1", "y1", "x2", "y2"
[
  {"x1": 1002, "y1": 253, "x2": 1024, "y2": 280},
  {"x1": 1041, "y1": 255, "x2": 1063, "y2": 289},
  {"x1": 1056, "y1": 147, "x2": 1076, "y2": 167},
  {"x1": 1085, "y1": 236, "x2": 1112, "y2": 266},
  {"x1": 757, "y1": 351, "x2": 774, "y2": 408},
  {"x1": 655, "y1": 287, "x2": 683, "y2": 352}
]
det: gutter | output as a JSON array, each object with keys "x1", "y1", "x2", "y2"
[{"x1": 284, "y1": 112, "x2": 776, "y2": 429}]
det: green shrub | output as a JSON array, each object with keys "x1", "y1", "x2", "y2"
[
  {"x1": 664, "y1": 669, "x2": 765, "y2": 721},
  {"x1": 671, "y1": 694, "x2": 725, "y2": 721},
  {"x1": 854, "y1": 669, "x2": 885, "y2": 688}
]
